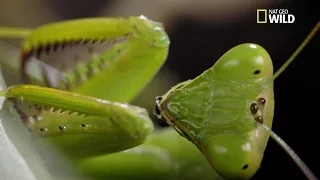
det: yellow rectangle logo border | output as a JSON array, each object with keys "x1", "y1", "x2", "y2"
[{"x1": 257, "y1": 9, "x2": 267, "y2": 23}]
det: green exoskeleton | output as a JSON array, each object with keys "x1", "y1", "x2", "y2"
[
  {"x1": 155, "y1": 21, "x2": 320, "y2": 180},
  {"x1": 155, "y1": 43, "x2": 275, "y2": 179},
  {"x1": 0, "y1": 15, "x2": 218, "y2": 180},
  {"x1": 0, "y1": 16, "x2": 318, "y2": 180}
]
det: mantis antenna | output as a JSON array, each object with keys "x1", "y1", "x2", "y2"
[
  {"x1": 257, "y1": 20, "x2": 320, "y2": 180},
  {"x1": 272, "y1": 21, "x2": 320, "y2": 80},
  {"x1": 262, "y1": 21, "x2": 320, "y2": 89},
  {"x1": 256, "y1": 123, "x2": 318, "y2": 180}
]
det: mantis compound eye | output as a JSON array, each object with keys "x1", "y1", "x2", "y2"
[{"x1": 201, "y1": 133, "x2": 262, "y2": 180}]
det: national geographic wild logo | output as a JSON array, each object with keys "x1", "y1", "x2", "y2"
[{"x1": 257, "y1": 9, "x2": 295, "y2": 24}]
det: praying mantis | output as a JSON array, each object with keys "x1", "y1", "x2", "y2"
[{"x1": 0, "y1": 15, "x2": 318, "y2": 180}]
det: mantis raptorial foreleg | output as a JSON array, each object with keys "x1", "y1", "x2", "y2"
[{"x1": 0, "y1": 16, "x2": 319, "y2": 180}]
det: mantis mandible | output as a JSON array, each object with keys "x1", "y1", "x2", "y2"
[{"x1": 0, "y1": 16, "x2": 319, "y2": 180}]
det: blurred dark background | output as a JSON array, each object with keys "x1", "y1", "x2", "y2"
[{"x1": 0, "y1": 0, "x2": 319, "y2": 179}]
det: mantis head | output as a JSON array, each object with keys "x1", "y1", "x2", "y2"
[
  {"x1": 156, "y1": 43, "x2": 275, "y2": 179},
  {"x1": 155, "y1": 21, "x2": 319, "y2": 180},
  {"x1": 199, "y1": 43, "x2": 274, "y2": 179}
]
